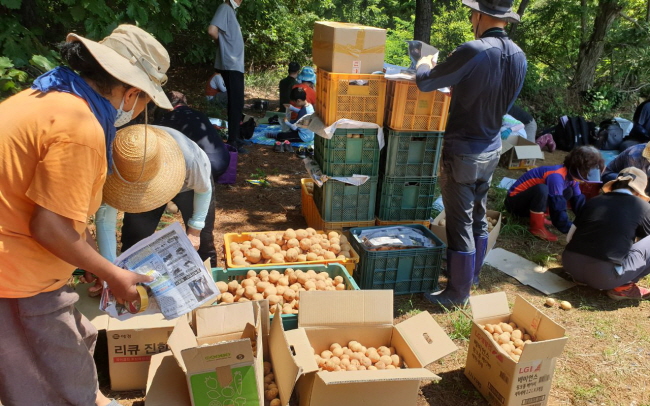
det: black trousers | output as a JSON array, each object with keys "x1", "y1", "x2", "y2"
[
  {"x1": 505, "y1": 184, "x2": 575, "y2": 216},
  {"x1": 221, "y1": 70, "x2": 245, "y2": 146},
  {"x1": 275, "y1": 130, "x2": 303, "y2": 143},
  {"x1": 121, "y1": 183, "x2": 217, "y2": 267}
]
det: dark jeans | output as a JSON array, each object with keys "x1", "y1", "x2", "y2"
[
  {"x1": 440, "y1": 148, "x2": 501, "y2": 252},
  {"x1": 275, "y1": 130, "x2": 303, "y2": 143},
  {"x1": 221, "y1": 70, "x2": 245, "y2": 146},
  {"x1": 505, "y1": 184, "x2": 575, "y2": 216},
  {"x1": 121, "y1": 184, "x2": 217, "y2": 267},
  {"x1": 206, "y1": 147, "x2": 231, "y2": 180}
]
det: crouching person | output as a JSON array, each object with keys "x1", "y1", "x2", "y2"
[
  {"x1": 563, "y1": 167, "x2": 650, "y2": 300},
  {"x1": 504, "y1": 146, "x2": 603, "y2": 241}
]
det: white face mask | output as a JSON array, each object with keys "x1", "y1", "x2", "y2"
[
  {"x1": 230, "y1": 0, "x2": 240, "y2": 9},
  {"x1": 114, "y1": 93, "x2": 137, "y2": 127}
]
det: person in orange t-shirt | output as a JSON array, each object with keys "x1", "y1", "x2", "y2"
[{"x1": 0, "y1": 26, "x2": 172, "y2": 406}]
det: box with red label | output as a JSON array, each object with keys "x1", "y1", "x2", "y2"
[
  {"x1": 464, "y1": 293, "x2": 567, "y2": 406},
  {"x1": 107, "y1": 314, "x2": 177, "y2": 391}
]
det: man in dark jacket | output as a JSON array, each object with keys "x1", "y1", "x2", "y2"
[{"x1": 416, "y1": 0, "x2": 527, "y2": 306}]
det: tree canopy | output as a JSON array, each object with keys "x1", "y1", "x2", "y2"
[{"x1": 2, "y1": 0, "x2": 649, "y2": 126}]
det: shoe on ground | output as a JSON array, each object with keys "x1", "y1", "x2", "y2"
[
  {"x1": 423, "y1": 289, "x2": 468, "y2": 307},
  {"x1": 606, "y1": 283, "x2": 650, "y2": 301},
  {"x1": 283, "y1": 141, "x2": 294, "y2": 153},
  {"x1": 306, "y1": 146, "x2": 314, "y2": 158},
  {"x1": 274, "y1": 142, "x2": 284, "y2": 153},
  {"x1": 296, "y1": 147, "x2": 307, "y2": 159}
]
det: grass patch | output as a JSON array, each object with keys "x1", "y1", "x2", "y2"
[
  {"x1": 245, "y1": 68, "x2": 284, "y2": 91},
  {"x1": 573, "y1": 384, "x2": 604, "y2": 401},
  {"x1": 396, "y1": 296, "x2": 422, "y2": 317},
  {"x1": 523, "y1": 252, "x2": 558, "y2": 267},
  {"x1": 442, "y1": 306, "x2": 473, "y2": 341}
]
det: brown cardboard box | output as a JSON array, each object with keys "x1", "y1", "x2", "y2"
[
  {"x1": 270, "y1": 290, "x2": 458, "y2": 406},
  {"x1": 312, "y1": 21, "x2": 386, "y2": 74},
  {"x1": 146, "y1": 351, "x2": 191, "y2": 406},
  {"x1": 464, "y1": 292, "x2": 568, "y2": 406},
  {"x1": 107, "y1": 314, "x2": 177, "y2": 391},
  {"x1": 147, "y1": 301, "x2": 266, "y2": 406},
  {"x1": 500, "y1": 135, "x2": 544, "y2": 170},
  {"x1": 430, "y1": 210, "x2": 502, "y2": 254}
]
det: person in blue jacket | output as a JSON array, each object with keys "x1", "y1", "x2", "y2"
[{"x1": 416, "y1": 0, "x2": 527, "y2": 306}]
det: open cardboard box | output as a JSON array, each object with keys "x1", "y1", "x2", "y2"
[
  {"x1": 146, "y1": 301, "x2": 267, "y2": 406},
  {"x1": 465, "y1": 292, "x2": 568, "y2": 406},
  {"x1": 269, "y1": 290, "x2": 458, "y2": 406},
  {"x1": 500, "y1": 135, "x2": 544, "y2": 170},
  {"x1": 430, "y1": 210, "x2": 502, "y2": 255}
]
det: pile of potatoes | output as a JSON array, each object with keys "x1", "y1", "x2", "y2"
[
  {"x1": 263, "y1": 361, "x2": 281, "y2": 406},
  {"x1": 305, "y1": 181, "x2": 314, "y2": 194},
  {"x1": 482, "y1": 321, "x2": 534, "y2": 362},
  {"x1": 313, "y1": 341, "x2": 403, "y2": 372},
  {"x1": 215, "y1": 268, "x2": 347, "y2": 314},
  {"x1": 229, "y1": 229, "x2": 353, "y2": 266}
]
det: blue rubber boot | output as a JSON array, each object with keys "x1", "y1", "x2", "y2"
[
  {"x1": 473, "y1": 235, "x2": 489, "y2": 286},
  {"x1": 424, "y1": 249, "x2": 475, "y2": 307}
]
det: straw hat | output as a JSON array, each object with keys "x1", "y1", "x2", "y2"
[
  {"x1": 462, "y1": 0, "x2": 520, "y2": 23},
  {"x1": 103, "y1": 125, "x2": 186, "y2": 213},
  {"x1": 66, "y1": 24, "x2": 172, "y2": 110},
  {"x1": 602, "y1": 166, "x2": 649, "y2": 199}
]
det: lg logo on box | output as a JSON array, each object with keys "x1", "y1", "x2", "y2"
[{"x1": 519, "y1": 363, "x2": 542, "y2": 374}]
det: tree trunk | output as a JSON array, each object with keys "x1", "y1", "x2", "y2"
[
  {"x1": 508, "y1": 0, "x2": 530, "y2": 38},
  {"x1": 414, "y1": 0, "x2": 432, "y2": 43},
  {"x1": 570, "y1": 0, "x2": 622, "y2": 102},
  {"x1": 581, "y1": 0, "x2": 589, "y2": 42}
]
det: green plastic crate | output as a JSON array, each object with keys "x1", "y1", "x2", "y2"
[
  {"x1": 383, "y1": 129, "x2": 443, "y2": 177},
  {"x1": 314, "y1": 177, "x2": 378, "y2": 222},
  {"x1": 314, "y1": 128, "x2": 380, "y2": 177},
  {"x1": 377, "y1": 176, "x2": 438, "y2": 221},
  {"x1": 348, "y1": 224, "x2": 445, "y2": 294},
  {"x1": 211, "y1": 263, "x2": 359, "y2": 330}
]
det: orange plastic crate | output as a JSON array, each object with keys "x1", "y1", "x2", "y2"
[
  {"x1": 224, "y1": 230, "x2": 360, "y2": 275},
  {"x1": 301, "y1": 178, "x2": 375, "y2": 232},
  {"x1": 385, "y1": 79, "x2": 450, "y2": 131},
  {"x1": 316, "y1": 69, "x2": 386, "y2": 126}
]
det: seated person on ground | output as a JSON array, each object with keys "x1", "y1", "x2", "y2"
[
  {"x1": 290, "y1": 66, "x2": 316, "y2": 120},
  {"x1": 602, "y1": 141, "x2": 650, "y2": 195},
  {"x1": 562, "y1": 167, "x2": 650, "y2": 301},
  {"x1": 504, "y1": 146, "x2": 604, "y2": 242},
  {"x1": 205, "y1": 72, "x2": 227, "y2": 105},
  {"x1": 618, "y1": 98, "x2": 650, "y2": 151},
  {"x1": 279, "y1": 61, "x2": 300, "y2": 110},
  {"x1": 270, "y1": 86, "x2": 314, "y2": 153}
]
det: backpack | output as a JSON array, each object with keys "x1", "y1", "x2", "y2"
[
  {"x1": 552, "y1": 116, "x2": 594, "y2": 151},
  {"x1": 240, "y1": 116, "x2": 257, "y2": 140},
  {"x1": 591, "y1": 119, "x2": 624, "y2": 150}
]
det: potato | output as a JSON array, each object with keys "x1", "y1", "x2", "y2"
[
  {"x1": 335, "y1": 284, "x2": 346, "y2": 291},
  {"x1": 493, "y1": 324, "x2": 503, "y2": 334},
  {"x1": 270, "y1": 399, "x2": 281, "y2": 406},
  {"x1": 270, "y1": 253, "x2": 285, "y2": 263},
  {"x1": 484, "y1": 324, "x2": 495, "y2": 334},
  {"x1": 246, "y1": 248, "x2": 262, "y2": 264},
  {"x1": 251, "y1": 238, "x2": 264, "y2": 250},
  {"x1": 277, "y1": 276, "x2": 289, "y2": 286},
  {"x1": 232, "y1": 250, "x2": 243, "y2": 258},
  {"x1": 545, "y1": 297, "x2": 557, "y2": 307},
  {"x1": 339, "y1": 251, "x2": 351, "y2": 259},
  {"x1": 305, "y1": 252, "x2": 318, "y2": 261},
  {"x1": 265, "y1": 388, "x2": 279, "y2": 400},
  {"x1": 511, "y1": 330, "x2": 523, "y2": 341},
  {"x1": 497, "y1": 332, "x2": 511, "y2": 345},
  {"x1": 306, "y1": 227, "x2": 317, "y2": 236},
  {"x1": 323, "y1": 251, "x2": 336, "y2": 260},
  {"x1": 252, "y1": 293, "x2": 264, "y2": 301},
  {"x1": 328, "y1": 231, "x2": 339, "y2": 240},
  {"x1": 227, "y1": 280, "x2": 239, "y2": 294},
  {"x1": 261, "y1": 246, "x2": 275, "y2": 260},
  {"x1": 269, "y1": 243, "x2": 282, "y2": 253},
  {"x1": 390, "y1": 354, "x2": 402, "y2": 367},
  {"x1": 319, "y1": 240, "x2": 331, "y2": 250},
  {"x1": 286, "y1": 248, "x2": 299, "y2": 261},
  {"x1": 375, "y1": 361, "x2": 386, "y2": 370},
  {"x1": 268, "y1": 270, "x2": 281, "y2": 283},
  {"x1": 500, "y1": 322, "x2": 514, "y2": 333},
  {"x1": 560, "y1": 300, "x2": 572, "y2": 310},
  {"x1": 329, "y1": 244, "x2": 341, "y2": 254},
  {"x1": 283, "y1": 229, "x2": 296, "y2": 241},
  {"x1": 221, "y1": 292, "x2": 234, "y2": 303},
  {"x1": 256, "y1": 281, "x2": 270, "y2": 293},
  {"x1": 264, "y1": 285, "x2": 277, "y2": 298},
  {"x1": 267, "y1": 295, "x2": 282, "y2": 306},
  {"x1": 215, "y1": 281, "x2": 228, "y2": 294}
]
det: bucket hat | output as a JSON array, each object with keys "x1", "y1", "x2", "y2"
[
  {"x1": 67, "y1": 24, "x2": 173, "y2": 109},
  {"x1": 641, "y1": 141, "x2": 650, "y2": 162},
  {"x1": 602, "y1": 166, "x2": 649, "y2": 199},
  {"x1": 462, "y1": 0, "x2": 520, "y2": 23},
  {"x1": 103, "y1": 125, "x2": 186, "y2": 213},
  {"x1": 298, "y1": 67, "x2": 317, "y2": 84}
]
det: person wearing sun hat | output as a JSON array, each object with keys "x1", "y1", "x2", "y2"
[
  {"x1": 0, "y1": 25, "x2": 171, "y2": 406},
  {"x1": 95, "y1": 123, "x2": 215, "y2": 271},
  {"x1": 602, "y1": 141, "x2": 650, "y2": 195},
  {"x1": 563, "y1": 167, "x2": 650, "y2": 301},
  {"x1": 415, "y1": 0, "x2": 527, "y2": 306}
]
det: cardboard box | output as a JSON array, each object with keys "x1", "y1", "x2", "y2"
[
  {"x1": 107, "y1": 313, "x2": 177, "y2": 391},
  {"x1": 312, "y1": 21, "x2": 386, "y2": 74},
  {"x1": 157, "y1": 301, "x2": 265, "y2": 406},
  {"x1": 500, "y1": 135, "x2": 544, "y2": 170},
  {"x1": 270, "y1": 290, "x2": 458, "y2": 406},
  {"x1": 464, "y1": 292, "x2": 568, "y2": 406},
  {"x1": 430, "y1": 209, "x2": 502, "y2": 255},
  {"x1": 146, "y1": 351, "x2": 191, "y2": 406}
]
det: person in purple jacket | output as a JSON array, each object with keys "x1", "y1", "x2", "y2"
[{"x1": 416, "y1": 0, "x2": 527, "y2": 306}]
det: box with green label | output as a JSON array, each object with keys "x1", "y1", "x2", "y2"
[{"x1": 163, "y1": 301, "x2": 265, "y2": 406}]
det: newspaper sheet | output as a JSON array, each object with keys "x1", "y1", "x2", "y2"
[{"x1": 100, "y1": 222, "x2": 218, "y2": 321}]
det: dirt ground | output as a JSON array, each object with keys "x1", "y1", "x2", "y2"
[{"x1": 96, "y1": 67, "x2": 650, "y2": 406}]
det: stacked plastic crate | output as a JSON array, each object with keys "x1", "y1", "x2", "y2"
[
  {"x1": 310, "y1": 70, "x2": 386, "y2": 230},
  {"x1": 375, "y1": 79, "x2": 451, "y2": 225}
]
